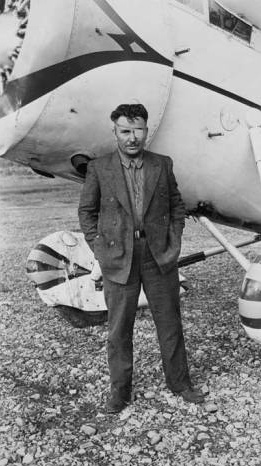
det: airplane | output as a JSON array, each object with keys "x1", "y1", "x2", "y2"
[{"x1": 1, "y1": 0, "x2": 261, "y2": 342}]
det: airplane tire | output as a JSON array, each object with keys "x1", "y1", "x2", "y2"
[{"x1": 56, "y1": 306, "x2": 108, "y2": 328}]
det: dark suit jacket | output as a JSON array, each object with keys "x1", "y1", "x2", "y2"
[{"x1": 78, "y1": 150, "x2": 185, "y2": 284}]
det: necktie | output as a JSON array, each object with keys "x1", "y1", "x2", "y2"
[{"x1": 130, "y1": 159, "x2": 138, "y2": 202}]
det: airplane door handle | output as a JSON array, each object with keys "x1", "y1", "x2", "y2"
[
  {"x1": 208, "y1": 132, "x2": 224, "y2": 138},
  {"x1": 175, "y1": 48, "x2": 190, "y2": 56}
]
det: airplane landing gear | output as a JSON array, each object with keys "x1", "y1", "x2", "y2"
[
  {"x1": 198, "y1": 216, "x2": 261, "y2": 343},
  {"x1": 26, "y1": 230, "x2": 148, "y2": 327}
]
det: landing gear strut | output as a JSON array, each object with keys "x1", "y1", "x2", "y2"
[{"x1": 197, "y1": 216, "x2": 261, "y2": 343}]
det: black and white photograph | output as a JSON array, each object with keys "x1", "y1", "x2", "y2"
[{"x1": 1, "y1": 1, "x2": 261, "y2": 465}]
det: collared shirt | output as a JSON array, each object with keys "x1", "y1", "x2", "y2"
[{"x1": 118, "y1": 150, "x2": 144, "y2": 230}]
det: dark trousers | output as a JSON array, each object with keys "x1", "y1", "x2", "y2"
[{"x1": 103, "y1": 238, "x2": 191, "y2": 401}]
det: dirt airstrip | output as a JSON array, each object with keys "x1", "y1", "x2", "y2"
[{"x1": 0, "y1": 161, "x2": 261, "y2": 466}]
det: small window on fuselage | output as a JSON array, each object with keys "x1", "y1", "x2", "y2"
[
  {"x1": 209, "y1": 0, "x2": 252, "y2": 43},
  {"x1": 175, "y1": 0, "x2": 204, "y2": 14}
]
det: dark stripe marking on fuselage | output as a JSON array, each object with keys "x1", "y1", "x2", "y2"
[
  {"x1": 2, "y1": 62, "x2": 261, "y2": 119},
  {"x1": 173, "y1": 69, "x2": 261, "y2": 111},
  {"x1": 0, "y1": 0, "x2": 260, "y2": 118},
  {"x1": 0, "y1": 0, "x2": 171, "y2": 117},
  {"x1": 0, "y1": 50, "x2": 169, "y2": 115}
]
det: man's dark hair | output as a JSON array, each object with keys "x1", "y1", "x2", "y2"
[{"x1": 110, "y1": 104, "x2": 148, "y2": 123}]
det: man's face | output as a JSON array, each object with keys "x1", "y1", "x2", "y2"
[{"x1": 113, "y1": 116, "x2": 148, "y2": 158}]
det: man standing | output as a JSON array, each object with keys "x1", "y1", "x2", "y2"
[{"x1": 78, "y1": 103, "x2": 204, "y2": 413}]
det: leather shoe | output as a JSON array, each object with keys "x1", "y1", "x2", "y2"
[
  {"x1": 178, "y1": 387, "x2": 205, "y2": 404},
  {"x1": 106, "y1": 398, "x2": 129, "y2": 414}
]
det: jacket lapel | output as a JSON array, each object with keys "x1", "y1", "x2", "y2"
[
  {"x1": 104, "y1": 150, "x2": 162, "y2": 219},
  {"x1": 108, "y1": 151, "x2": 132, "y2": 216},
  {"x1": 143, "y1": 151, "x2": 162, "y2": 217}
]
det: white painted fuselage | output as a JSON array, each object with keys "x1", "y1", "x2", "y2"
[{"x1": 1, "y1": 0, "x2": 261, "y2": 230}]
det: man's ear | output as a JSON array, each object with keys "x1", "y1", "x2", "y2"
[{"x1": 112, "y1": 126, "x2": 117, "y2": 141}]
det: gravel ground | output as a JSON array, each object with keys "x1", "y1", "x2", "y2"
[{"x1": 0, "y1": 167, "x2": 261, "y2": 466}]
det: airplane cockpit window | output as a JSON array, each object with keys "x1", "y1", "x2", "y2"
[
  {"x1": 209, "y1": 0, "x2": 252, "y2": 43},
  {"x1": 175, "y1": 0, "x2": 204, "y2": 14}
]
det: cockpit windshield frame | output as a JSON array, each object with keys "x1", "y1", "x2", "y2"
[{"x1": 208, "y1": 0, "x2": 252, "y2": 44}]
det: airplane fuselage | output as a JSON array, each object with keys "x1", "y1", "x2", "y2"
[{"x1": 1, "y1": 0, "x2": 261, "y2": 231}]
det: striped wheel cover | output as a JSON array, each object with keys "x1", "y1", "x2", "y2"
[
  {"x1": 239, "y1": 259, "x2": 261, "y2": 338},
  {"x1": 27, "y1": 243, "x2": 91, "y2": 291}
]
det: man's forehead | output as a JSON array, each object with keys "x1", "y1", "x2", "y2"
[{"x1": 115, "y1": 116, "x2": 147, "y2": 128}]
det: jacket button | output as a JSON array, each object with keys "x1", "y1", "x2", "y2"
[
  {"x1": 110, "y1": 240, "x2": 115, "y2": 246},
  {"x1": 110, "y1": 197, "x2": 114, "y2": 202},
  {"x1": 113, "y1": 220, "x2": 117, "y2": 225}
]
